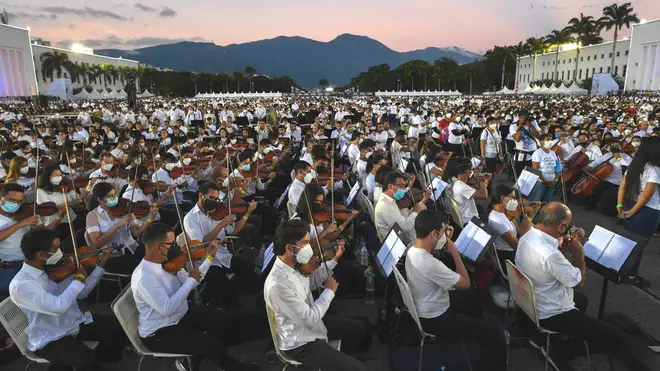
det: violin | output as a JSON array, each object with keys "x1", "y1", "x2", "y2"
[
  {"x1": 108, "y1": 198, "x2": 131, "y2": 218},
  {"x1": 296, "y1": 241, "x2": 339, "y2": 276},
  {"x1": 168, "y1": 166, "x2": 184, "y2": 179},
  {"x1": 311, "y1": 203, "x2": 356, "y2": 223},
  {"x1": 162, "y1": 239, "x2": 223, "y2": 274},
  {"x1": 396, "y1": 188, "x2": 425, "y2": 210},
  {"x1": 12, "y1": 202, "x2": 59, "y2": 221},
  {"x1": 45, "y1": 245, "x2": 120, "y2": 281},
  {"x1": 208, "y1": 202, "x2": 249, "y2": 220}
]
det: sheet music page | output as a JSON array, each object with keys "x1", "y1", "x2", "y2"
[
  {"x1": 345, "y1": 182, "x2": 361, "y2": 207},
  {"x1": 517, "y1": 170, "x2": 539, "y2": 196},
  {"x1": 471, "y1": 157, "x2": 481, "y2": 169},
  {"x1": 463, "y1": 228, "x2": 491, "y2": 261},
  {"x1": 583, "y1": 225, "x2": 613, "y2": 263},
  {"x1": 454, "y1": 222, "x2": 477, "y2": 253},
  {"x1": 428, "y1": 177, "x2": 448, "y2": 202},
  {"x1": 598, "y1": 234, "x2": 636, "y2": 272},
  {"x1": 339, "y1": 144, "x2": 348, "y2": 157},
  {"x1": 276, "y1": 185, "x2": 290, "y2": 208},
  {"x1": 261, "y1": 243, "x2": 275, "y2": 273},
  {"x1": 377, "y1": 230, "x2": 399, "y2": 269},
  {"x1": 399, "y1": 158, "x2": 409, "y2": 172}
]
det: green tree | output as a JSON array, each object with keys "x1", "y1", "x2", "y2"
[
  {"x1": 598, "y1": 2, "x2": 639, "y2": 75},
  {"x1": 101, "y1": 64, "x2": 118, "y2": 88},
  {"x1": 233, "y1": 71, "x2": 244, "y2": 92},
  {"x1": 89, "y1": 65, "x2": 103, "y2": 86},
  {"x1": 545, "y1": 28, "x2": 575, "y2": 82},
  {"x1": 244, "y1": 65, "x2": 256, "y2": 92},
  {"x1": 568, "y1": 13, "x2": 600, "y2": 81},
  {"x1": 526, "y1": 37, "x2": 547, "y2": 82},
  {"x1": 514, "y1": 41, "x2": 531, "y2": 87},
  {"x1": 318, "y1": 78, "x2": 329, "y2": 88},
  {"x1": 39, "y1": 51, "x2": 77, "y2": 82}
]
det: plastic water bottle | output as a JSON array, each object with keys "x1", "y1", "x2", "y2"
[
  {"x1": 504, "y1": 325, "x2": 510, "y2": 346},
  {"x1": 365, "y1": 271, "x2": 375, "y2": 305},
  {"x1": 254, "y1": 243, "x2": 266, "y2": 274},
  {"x1": 359, "y1": 242, "x2": 369, "y2": 267}
]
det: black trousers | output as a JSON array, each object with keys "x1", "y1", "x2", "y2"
[
  {"x1": 34, "y1": 315, "x2": 126, "y2": 371},
  {"x1": 142, "y1": 305, "x2": 268, "y2": 371},
  {"x1": 539, "y1": 292, "x2": 623, "y2": 360},
  {"x1": 282, "y1": 315, "x2": 369, "y2": 371},
  {"x1": 419, "y1": 309, "x2": 506, "y2": 371},
  {"x1": 484, "y1": 157, "x2": 497, "y2": 194},
  {"x1": 203, "y1": 256, "x2": 257, "y2": 307},
  {"x1": 586, "y1": 180, "x2": 617, "y2": 209}
]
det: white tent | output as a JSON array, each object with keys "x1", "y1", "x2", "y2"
[
  {"x1": 138, "y1": 89, "x2": 155, "y2": 98},
  {"x1": 566, "y1": 82, "x2": 589, "y2": 95},
  {"x1": 45, "y1": 78, "x2": 73, "y2": 100},
  {"x1": 495, "y1": 86, "x2": 514, "y2": 95},
  {"x1": 523, "y1": 84, "x2": 534, "y2": 93},
  {"x1": 116, "y1": 89, "x2": 127, "y2": 98},
  {"x1": 531, "y1": 85, "x2": 541, "y2": 93},
  {"x1": 73, "y1": 88, "x2": 91, "y2": 100}
]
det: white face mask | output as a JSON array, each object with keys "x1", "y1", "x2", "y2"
[
  {"x1": 123, "y1": 144, "x2": 129, "y2": 150},
  {"x1": 543, "y1": 141, "x2": 553, "y2": 148},
  {"x1": 231, "y1": 139, "x2": 237, "y2": 144},
  {"x1": 365, "y1": 151, "x2": 373, "y2": 158},
  {"x1": 304, "y1": 172, "x2": 314, "y2": 184},
  {"x1": 50, "y1": 176, "x2": 63, "y2": 185},
  {"x1": 45, "y1": 248, "x2": 63, "y2": 265},
  {"x1": 70, "y1": 158, "x2": 77, "y2": 164},
  {"x1": 182, "y1": 158, "x2": 192, "y2": 165},
  {"x1": 20, "y1": 166, "x2": 29, "y2": 175},
  {"x1": 433, "y1": 232, "x2": 447, "y2": 251},
  {"x1": 294, "y1": 244, "x2": 314, "y2": 264},
  {"x1": 506, "y1": 198, "x2": 519, "y2": 211},
  {"x1": 165, "y1": 163, "x2": 176, "y2": 171},
  {"x1": 102, "y1": 163, "x2": 113, "y2": 171}
]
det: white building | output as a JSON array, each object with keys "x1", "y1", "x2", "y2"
[
  {"x1": 0, "y1": 24, "x2": 38, "y2": 97},
  {"x1": 624, "y1": 19, "x2": 660, "y2": 91},
  {"x1": 31, "y1": 44, "x2": 139, "y2": 94},
  {"x1": 516, "y1": 18, "x2": 660, "y2": 92}
]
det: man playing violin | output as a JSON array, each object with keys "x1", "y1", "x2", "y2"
[
  {"x1": 0, "y1": 183, "x2": 67, "y2": 297},
  {"x1": 88, "y1": 152, "x2": 128, "y2": 192},
  {"x1": 10, "y1": 228, "x2": 126, "y2": 371},
  {"x1": 152, "y1": 153, "x2": 193, "y2": 209},
  {"x1": 133, "y1": 223, "x2": 265, "y2": 371},
  {"x1": 265, "y1": 219, "x2": 370, "y2": 371},
  {"x1": 183, "y1": 182, "x2": 260, "y2": 308}
]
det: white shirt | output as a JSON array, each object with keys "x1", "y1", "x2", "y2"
[
  {"x1": 183, "y1": 204, "x2": 234, "y2": 268},
  {"x1": 131, "y1": 259, "x2": 211, "y2": 338},
  {"x1": 365, "y1": 173, "x2": 376, "y2": 201},
  {"x1": 480, "y1": 128, "x2": 501, "y2": 158},
  {"x1": 288, "y1": 179, "x2": 306, "y2": 211},
  {"x1": 371, "y1": 131, "x2": 388, "y2": 150},
  {"x1": 86, "y1": 206, "x2": 139, "y2": 253},
  {"x1": 151, "y1": 168, "x2": 186, "y2": 204},
  {"x1": 637, "y1": 164, "x2": 660, "y2": 210},
  {"x1": 9, "y1": 264, "x2": 104, "y2": 351},
  {"x1": 405, "y1": 247, "x2": 459, "y2": 319},
  {"x1": 531, "y1": 149, "x2": 559, "y2": 181},
  {"x1": 587, "y1": 152, "x2": 632, "y2": 186},
  {"x1": 515, "y1": 227, "x2": 581, "y2": 320},
  {"x1": 356, "y1": 159, "x2": 368, "y2": 184},
  {"x1": 347, "y1": 144, "x2": 360, "y2": 167},
  {"x1": 88, "y1": 169, "x2": 128, "y2": 192},
  {"x1": 452, "y1": 180, "x2": 478, "y2": 226},
  {"x1": 447, "y1": 122, "x2": 465, "y2": 144},
  {"x1": 36, "y1": 188, "x2": 79, "y2": 226},
  {"x1": 488, "y1": 210, "x2": 517, "y2": 252},
  {"x1": 374, "y1": 193, "x2": 420, "y2": 243},
  {"x1": 0, "y1": 214, "x2": 31, "y2": 262},
  {"x1": 264, "y1": 257, "x2": 337, "y2": 351}
]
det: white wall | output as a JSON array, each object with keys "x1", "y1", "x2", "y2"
[
  {"x1": 31, "y1": 44, "x2": 139, "y2": 94},
  {"x1": 624, "y1": 20, "x2": 660, "y2": 91},
  {"x1": 0, "y1": 24, "x2": 38, "y2": 97},
  {"x1": 516, "y1": 40, "x2": 631, "y2": 85}
]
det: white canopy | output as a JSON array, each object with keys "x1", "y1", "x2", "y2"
[
  {"x1": 73, "y1": 89, "x2": 91, "y2": 100},
  {"x1": 193, "y1": 92, "x2": 283, "y2": 98},
  {"x1": 138, "y1": 89, "x2": 155, "y2": 98},
  {"x1": 375, "y1": 90, "x2": 461, "y2": 97},
  {"x1": 495, "y1": 86, "x2": 515, "y2": 95}
]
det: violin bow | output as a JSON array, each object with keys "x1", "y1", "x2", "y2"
[
  {"x1": 301, "y1": 187, "x2": 330, "y2": 273},
  {"x1": 170, "y1": 184, "x2": 194, "y2": 268},
  {"x1": 507, "y1": 151, "x2": 529, "y2": 219},
  {"x1": 331, "y1": 139, "x2": 335, "y2": 223},
  {"x1": 225, "y1": 146, "x2": 232, "y2": 215},
  {"x1": 60, "y1": 173, "x2": 81, "y2": 269},
  {"x1": 33, "y1": 141, "x2": 40, "y2": 216}
]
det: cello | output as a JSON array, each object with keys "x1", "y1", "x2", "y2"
[{"x1": 571, "y1": 157, "x2": 615, "y2": 197}]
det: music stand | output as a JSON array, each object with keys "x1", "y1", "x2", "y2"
[
  {"x1": 515, "y1": 166, "x2": 542, "y2": 197},
  {"x1": 345, "y1": 182, "x2": 361, "y2": 208},
  {"x1": 375, "y1": 224, "x2": 410, "y2": 278},
  {"x1": 235, "y1": 116, "x2": 249, "y2": 127},
  {"x1": 453, "y1": 217, "x2": 496, "y2": 263},
  {"x1": 260, "y1": 242, "x2": 275, "y2": 274},
  {"x1": 582, "y1": 224, "x2": 648, "y2": 318}
]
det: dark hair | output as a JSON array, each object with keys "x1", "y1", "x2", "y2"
[
  {"x1": 366, "y1": 152, "x2": 387, "y2": 173},
  {"x1": 375, "y1": 165, "x2": 393, "y2": 185},
  {"x1": 623, "y1": 137, "x2": 660, "y2": 205},
  {"x1": 38, "y1": 164, "x2": 62, "y2": 193},
  {"x1": 198, "y1": 181, "x2": 219, "y2": 196},
  {"x1": 142, "y1": 222, "x2": 174, "y2": 247},
  {"x1": 21, "y1": 228, "x2": 57, "y2": 260},
  {"x1": 2, "y1": 183, "x2": 25, "y2": 196},
  {"x1": 293, "y1": 160, "x2": 311, "y2": 175},
  {"x1": 414, "y1": 209, "x2": 446, "y2": 238},
  {"x1": 383, "y1": 170, "x2": 406, "y2": 190},
  {"x1": 274, "y1": 219, "x2": 309, "y2": 256},
  {"x1": 295, "y1": 184, "x2": 324, "y2": 222},
  {"x1": 163, "y1": 153, "x2": 177, "y2": 163},
  {"x1": 491, "y1": 184, "x2": 515, "y2": 205},
  {"x1": 238, "y1": 149, "x2": 254, "y2": 163},
  {"x1": 89, "y1": 182, "x2": 115, "y2": 210}
]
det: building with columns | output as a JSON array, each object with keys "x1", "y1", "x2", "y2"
[{"x1": 624, "y1": 19, "x2": 660, "y2": 91}]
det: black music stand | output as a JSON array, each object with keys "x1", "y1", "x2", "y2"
[{"x1": 582, "y1": 225, "x2": 648, "y2": 319}]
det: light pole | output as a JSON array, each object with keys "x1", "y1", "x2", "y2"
[{"x1": 397, "y1": 78, "x2": 400, "y2": 91}]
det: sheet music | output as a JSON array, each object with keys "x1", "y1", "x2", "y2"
[
  {"x1": 428, "y1": 177, "x2": 448, "y2": 202},
  {"x1": 377, "y1": 229, "x2": 406, "y2": 277},
  {"x1": 584, "y1": 225, "x2": 636, "y2": 272},
  {"x1": 345, "y1": 182, "x2": 361, "y2": 207},
  {"x1": 517, "y1": 169, "x2": 539, "y2": 196},
  {"x1": 339, "y1": 144, "x2": 348, "y2": 158},
  {"x1": 399, "y1": 158, "x2": 409, "y2": 172},
  {"x1": 261, "y1": 243, "x2": 275, "y2": 273},
  {"x1": 454, "y1": 221, "x2": 491, "y2": 261},
  {"x1": 276, "y1": 185, "x2": 290, "y2": 209},
  {"x1": 471, "y1": 157, "x2": 481, "y2": 169}
]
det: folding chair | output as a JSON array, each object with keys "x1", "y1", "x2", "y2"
[
  {"x1": 85, "y1": 231, "x2": 130, "y2": 305},
  {"x1": 111, "y1": 286, "x2": 192, "y2": 371},
  {"x1": 0, "y1": 298, "x2": 98, "y2": 371},
  {"x1": 265, "y1": 305, "x2": 340, "y2": 370},
  {"x1": 444, "y1": 196, "x2": 463, "y2": 228},
  {"x1": 505, "y1": 260, "x2": 591, "y2": 371},
  {"x1": 392, "y1": 267, "x2": 473, "y2": 371}
]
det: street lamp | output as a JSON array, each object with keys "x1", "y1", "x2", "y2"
[{"x1": 397, "y1": 78, "x2": 400, "y2": 91}]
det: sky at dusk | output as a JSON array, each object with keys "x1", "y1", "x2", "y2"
[{"x1": 2, "y1": 0, "x2": 659, "y2": 54}]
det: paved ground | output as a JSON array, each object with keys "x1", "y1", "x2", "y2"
[{"x1": 2, "y1": 172, "x2": 659, "y2": 371}]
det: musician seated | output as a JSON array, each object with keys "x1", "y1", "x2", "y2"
[
  {"x1": 585, "y1": 141, "x2": 631, "y2": 213},
  {"x1": 375, "y1": 170, "x2": 430, "y2": 243},
  {"x1": 110, "y1": 136, "x2": 130, "y2": 164},
  {"x1": 264, "y1": 219, "x2": 370, "y2": 371},
  {"x1": 487, "y1": 184, "x2": 534, "y2": 268},
  {"x1": 356, "y1": 139, "x2": 376, "y2": 184},
  {"x1": 152, "y1": 153, "x2": 192, "y2": 208},
  {"x1": 86, "y1": 183, "x2": 144, "y2": 274},
  {"x1": 177, "y1": 147, "x2": 200, "y2": 197},
  {"x1": 0, "y1": 183, "x2": 67, "y2": 296},
  {"x1": 451, "y1": 160, "x2": 489, "y2": 227},
  {"x1": 515, "y1": 202, "x2": 623, "y2": 369},
  {"x1": 406, "y1": 209, "x2": 506, "y2": 371},
  {"x1": 289, "y1": 161, "x2": 314, "y2": 211},
  {"x1": 37, "y1": 164, "x2": 87, "y2": 239},
  {"x1": 9, "y1": 229, "x2": 126, "y2": 371},
  {"x1": 295, "y1": 184, "x2": 359, "y2": 244},
  {"x1": 576, "y1": 132, "x2": 603, "y2": 161},
  {"x1": 365, "y1": 152, "x2": 388, "y2": 202},
  {"x1": 88, "y1": 152, "x2": 128, "y2": 192},
  {"x1": 183, "y1": 182, "x2": 259, "y2": 307},
  {"x1": 529, "y1": 133, "x2": 560, "y2": 202}
]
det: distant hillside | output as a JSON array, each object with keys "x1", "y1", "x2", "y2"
[{"x1": 97, "y1": 33, "x2": 482, "y2": 87}]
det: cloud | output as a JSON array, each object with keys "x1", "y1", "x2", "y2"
[
  {"x1": 134, "y1": 3, "x2": 156, "y2": 12},
  {"x1": 39, "y1": 6, "x2": 131, "y2": 21},
  {"x1": 6, "y1": 11, "x2": 57, "y2": 21},
  {"x1": 159, "y1": 6, "x2": 176, "y2": 17},
  {"x1": 56, "y1": 35, "x2": 207, "y2": 49}
]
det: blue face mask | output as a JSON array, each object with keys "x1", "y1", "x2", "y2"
[
  {"x1": 107, "y1": 196, "x2": 119, "y2": 208},
  {"x1": 394, "y1": 189, "x2": 406, "y2": 201},
  {"x1": 1, "y1": 201, "x2": 20, "y2": 214},
  {"x1": 241, "y1": 164, "x2": 251, "y2": 172}
]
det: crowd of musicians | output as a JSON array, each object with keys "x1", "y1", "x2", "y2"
[{"x1": 0, "y1": 93, "x2": 658, "y2": 371}]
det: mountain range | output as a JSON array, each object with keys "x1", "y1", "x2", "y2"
[{"x1": 97, "y1": 34, "x2": 482, "y2": 88}]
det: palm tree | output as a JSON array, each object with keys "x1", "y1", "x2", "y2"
[
  {"x1": 598, "y1": 2, "x2": 639, "y2": 75},
  {"x1": 568, "y1": 13, "x2": 600, "y2": 81},
  {"x1": 39, "y1": 51, "x2": 77, "y2": 82},
  {"x1": 101, "y1": 64, "x2": 119, "y2": 87},
  {"x1": 545, "y1": 28, "x2": 575, "y2": 82},
  {"x1": 89, "y1": 65, "x2": 103, "y2": 86},
  {"x1": 76, "y1": 63, "x2": 90, "y2": 85},
  {"x1": 526, "y1": 37, "x2": 547, "y2": 82},
  {"x1": 402, "y1": 61, "x2": 418, "y2": 90},
  {"x1": 244, "y1": 65, "x2": 256, "y2": 92},
  {"x1": 318, "y1": 78, "x2": 329, "y2": 89},
  {"x1": 498, "y1": 46, "x2": 515, "y2": 88},
  {"x1": 233, "y1": 71, "x2": 244, "y2": 92},
  {"x1": 514, "y1": 41, "x2": 531, "y2": 88}
]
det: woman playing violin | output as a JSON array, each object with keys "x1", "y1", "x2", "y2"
[
  {"x1": 5, "y1": 156, "x2": 36, "y2": 203},
  {"x1": 122, "y1": 167, "x2": 170, "y2": 221},
  {"x1": 295, "y1": 184, "x2": 359, "y2": 244},
  {"x1": 365, "y1": 152, "x2": 388, "y2": 202},
  {"x1": 85, "y1": 183, "x2": 143, "y2": 274},
  {"x1": 36, "y1": 164, "x2": 87, "y2": 238}
]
